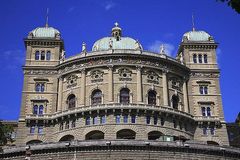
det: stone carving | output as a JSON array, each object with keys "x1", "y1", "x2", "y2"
[
  {"x1": 66, "y1": 74, "x2": 78, "y2": 88},
  {"x1": 91, "y1": 70, "x2": 104, "y2": 83},
  {"x1": 146, "y1": 71, "x2": 159, "y2": 84},
  {"x1": 60, "y1": 50, "x2": 65, "y2": 63},
  {"x1": 119, "y1": 68, "x2": 132, "y2": 81}
]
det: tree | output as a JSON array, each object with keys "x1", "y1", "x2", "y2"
[
  {"x1": 218, "y1": 0, "x2": 240, "y2": 14},
  {"x1": 0, "y1": 121, "x2": 14, "y2": 152}
]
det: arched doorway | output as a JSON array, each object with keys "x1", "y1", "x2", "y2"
[
  {"x1": 117, "y1": 129, "x2": 136, "y2": 139},
  {"x1": 85, "y1": 130, "x2": 104, "y2": 140}
]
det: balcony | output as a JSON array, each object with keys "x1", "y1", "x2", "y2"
[{"x1": 26, "y1": 103, "x2": 194, "y2": 121}]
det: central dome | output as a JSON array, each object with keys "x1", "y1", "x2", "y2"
[{"x1": 92, "y1": 23, "x2": 142, "y2": 51}]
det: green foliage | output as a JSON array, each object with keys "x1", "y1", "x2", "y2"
[
  {"x1": 218, "y1": 0, "x2": 240, "y2": 14},
  {"x1": 0, "y1": 121, "x2": 14, "y2": 146}
]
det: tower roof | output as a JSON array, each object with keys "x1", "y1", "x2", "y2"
[{"x1": 29, "y1": 26, "x2": 61, "y2": 39}]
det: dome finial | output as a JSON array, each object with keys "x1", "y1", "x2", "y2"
[
  {"x1": 111, "y1": 22, "x2": 122, "y2": 40},
  {"x1": 45, "y1": 8, "x2": 49, "y2": 28},
  {"x1": 192, "y1": 13, "x2": 195, "y2": 31}
]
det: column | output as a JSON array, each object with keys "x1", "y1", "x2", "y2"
[
  {"x1": 136, "y1": 66, "x2": 143, "y2": 103},
  {"x1": 81, "y1": 69, "x2": 86, "y2": 106},
  {"x1": 108, "y1": 66, "x2": 113, "y2": 102},
  {"x1": 183, "y1": 80, "x2": 189, "y2": 113},
  {"x1": 162, "y1": 70, "x2": 169, "y2": 106},
  {"x1": 57, "y1": 77, "x2": 63, "y2": 112}
]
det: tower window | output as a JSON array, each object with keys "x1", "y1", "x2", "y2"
[
  {"x1": 193, "y1": 54, "x2": 197, "y2": 63},
  {"x1": 35, "y1": 83, "x2": 45, "y2": 92},
  {"x1": 198, "y1": 54, "x2": 202, "y2": 63},
  {"x1": 46, "y1": 51, "x2": 51, "y2": 60},
  {"x1": 204, "y1": 54, "x2": 208, "y2": 63},
  {"x1": 32, "y1": 105, "x2": 44, "y2": 115},
  {"x1": 199, "y1": 86, "x2": 208, "y2": 94},
  {"x1": 35, "y1": 51, "x2": 40, "y2": 60},
  {"x1": 41, "y1": 51, "x2": 45, "y2": 60},
  {"x1": 202, "y1": 106, "x2": 211, "y2": 117}
]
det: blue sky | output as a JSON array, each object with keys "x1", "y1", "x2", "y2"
[{"x1": 0, "y1": 0, "x2": 239, "y2": 122}]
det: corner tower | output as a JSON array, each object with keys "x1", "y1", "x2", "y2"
[
  {"x1": 16, "y1": 23, "x2": 64, "y2": 145},
  {"x1": 177, "y1": 29, "x2": 229, "y2": 145}
]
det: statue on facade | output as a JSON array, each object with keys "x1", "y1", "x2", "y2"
[
  {"x1": 82, "y1": 42, "x2": 87, "y2": 53},
  {"x1": 160, "y1": 44, "x2": 165, "y2": 54},
  {"x1": 60, "y1": 50, "x2": 65, "y2": 63},
  {"x1": 109, "y1": 38, "x2": 113, "y2": 49}
]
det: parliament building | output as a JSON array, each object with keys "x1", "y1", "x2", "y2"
[{"x1": 1, "y1": 22, "x2": 240, "y2": 160}]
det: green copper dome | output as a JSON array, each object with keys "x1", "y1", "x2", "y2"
[
  {"x1": 183, "y1": 30, "x2": 213, "y2": 41},
  {"x1": 92, "y1": 23, "x2": 142, "y2": 51},
  {"x1": 29, "y1": 26, "x2": 60, "y2": 38},
  {"x1": 92, "y1": 37, "x2": 142, "y2": 51}
]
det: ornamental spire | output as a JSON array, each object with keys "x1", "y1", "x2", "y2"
[
  {"x1": 45, "y1": 8, "x2": 49, "y2": 27},
  {"x1": 192, "y1": 13, "x2": 195, "y2": 31}
]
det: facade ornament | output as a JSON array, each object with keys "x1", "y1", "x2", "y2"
[
  {"x1": 160, "y1": 44, "x2": 165, "y2": 54},
  {"x1": 82, "y1": 42, "x2": 87, "y2": 53},
  {"x1": 60, "y1": 50, "x2": 66, "y2": 63},
  {"x1": 109, "y1": 38, "x2": 113, "y2": 49}
]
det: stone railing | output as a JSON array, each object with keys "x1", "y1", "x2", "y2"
[
  {"x1": 25, "y1": 103, "x2": 193, "y2": 121},
  {"x1": 194, "y1": 116, "x2": 220, "y2": 122}
]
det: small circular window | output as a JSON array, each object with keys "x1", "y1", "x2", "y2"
[
  {"x1": 123, "y1": 73, "x2": 127, "y2": 77},
  {"x1": 95, "y1": 75, "x2": 99, "y2": 79}
]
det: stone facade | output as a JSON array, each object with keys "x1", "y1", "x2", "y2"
[{"x1": 1, "y1": 23, "x2": 234, "y2": 159}]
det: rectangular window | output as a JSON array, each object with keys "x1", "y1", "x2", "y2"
[
  {"x1": 146, "y1": 115, "x2": 151, "y2": 124},
  {"x1": 116, "y1": 115, "x2": 121, "y2": 124},
  {"x1": 131, "y1": 115, "x2": 136, "y2": 124},
  {"x1": 38, "y1": 126, "x2": 43, "y2": 134},
  {"x1": 203, "y1": 127, "x2": 208, "y2": 135},
  {"x1": 93, "y1": 116, "x2": 98, "y2": 125},
  {"x1": 207, "y1": 107, "x2": 211, "y2": 116},
  {"x1": 154, "y1": 116, "x2": 158, "y2": 125},
  {"x1": 59, "y1": 122, "x2": 63, "y2": 131},
  {"x1": 210, "y1": 128, "x2": 215, "y2": 135},
  {"x1": 65, "y1": 121, "x2": 69, "y2": 129},
  {"x1": 85, "y1": 116, "x2": 91, "y2": 125},
  {"x1": 173, "y1": 120, "x2": 177, "y2": 128},
  {"x1": 160, "y1": 118, "x2": 164, "y2": 126},
  {"x1": 30, "y1": 126, "x2": 35, "y2": 134},
  {"x1": 123, "y1": 115, "x2": 128, "y2": 123},
  {"x1": 199, "y1": 86, "x2": 208, "y2": 95},
  {"x1": 71, "y1": 120, "x2": 76, "y2": 128},
  {"x1": 35, "y1": 83, "x2": 45, "y2": 92},
  {"x1": 201, "y1": 107, "x2": 206, "y2": 116},
  {"x1": 100, "y1": 115, "x2": 106, "y2": 124}
]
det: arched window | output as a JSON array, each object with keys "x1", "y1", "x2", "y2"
[
  {"x1": 67, "y1": 94, "x2": 76, "y2": 109},
  {"x1": 204, "y1": 54, "x2": 208, "y2": 63},
  {"x1": 198, "y1": 54, "x2": 202, "y2": 63},
  {"x1": 193, "y1": 54, "x2": 197, "y2": 63},
  {"x1": 86, "y1": 130, "x2": 104, "y2": 140},
  {"x1": 35, "y1": 51, "x2": 40, "y2": 60},
  {"x1": 46, "y1": 51, "x2": 51, "y2": 60},
  {"x1": 35, "y1": 83, "x2": 44, "y2": 92},
  {"x1": 117, "y1": 129, "x2": 136, "y2": 139},
  {"x1": 41, "y1": 51, "x2": 45, "y2": 60},
  {"x1": 148, "y1": 131, "x2": 163, "y2": 140},
  {"x1": 172, "y1": 94, "x2": 179, "y2": 109},
  {"x1": 59, "y1": 135, "x2": 74, "y2": 142},
  {"x1": 91, "y1": 89, "x2": 102, "y2": 105},
  {"x1": 148, "y1": 90, "x2": 156, "y2": 105},
  {"x1": 38, "y1": 105, "x2": 44, "y2": 115},
  {"x1": 120, "y1": 88, "x2": 130, "y2": 104}
]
